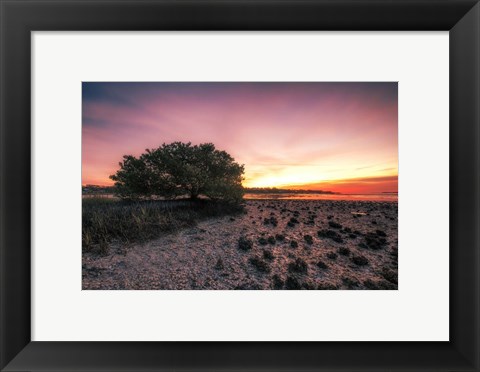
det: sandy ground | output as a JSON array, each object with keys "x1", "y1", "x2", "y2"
[{"x1": 82, "y1": 200, "x2": 398, "y2": 290}]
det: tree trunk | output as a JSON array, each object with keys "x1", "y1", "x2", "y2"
[{"x1": 190, "y1": 193, "x2": 199, "y2": 200}]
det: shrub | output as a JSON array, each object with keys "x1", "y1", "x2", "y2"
[
  {"x1": 258, "y1": 237, "x2": 268, "y2": 246},
  {"x1": 238, "y1": 236, "x2": 253, "y2": 251},
  {"x1": 342, "y1": 277, "x2": 360, "y2": 289},
  {"x1": 376, "y1": 229, "x2": 387, "y2": 237},
  {"x1": 351, "y1": 255, "x2": 369, "y2": 266},
  {"x1": 264, "y1": 216, "x2": 278, "y2": 227},
  {"x1": 288, "y1": 258, "x2": 308, "y2": 274},
  {"x1": 272, "y1": 274, "x2": 284, "y2": 289},
  {"x1": 328, "y1": 221, "x2": 342, "y2": 229},
  {"x1": 316, "y1": 260, "x2": 328, "y2": 269},
  {"x1": 290, "y1": 240, "x2": 298, "y2": 248},
  {"x1": 249, "y1": 256, "x2": 271, "y2": 273},
  {"x1": 338, "y1": 247, "x2": 351, "y2": 256},
  {"x1": 326, "y1": 252, "x2": 338, "y2": 260},
  {"x1": 363, "y1": 232, "x2": 387, "y2": 250},
  {"x1": 285, "y1": 276, "x2": 301, "y2": 290},
  {"x1": 317, "y1": 229, "x2": 343, "y2": 243},
  {"x1": 263, "y1": 249, "x2": 274, "y2": 260},
  {"x1": 275, "y1": 234, "x2": 285, "y2": 241},
  {"x1": 304, "y1": 235, "x2": 314, "y2": 245}
]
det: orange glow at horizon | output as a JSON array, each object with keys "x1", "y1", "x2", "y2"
[{"x1": 83, "y1": 82, "x2": 398, "y2": 195}]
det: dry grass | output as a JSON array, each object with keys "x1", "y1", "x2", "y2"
[{"x1": 82, "y1": 197, "x2": 243, "y2": 254}]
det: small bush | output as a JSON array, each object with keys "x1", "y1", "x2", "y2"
[
  {"x1": 258, "y1": 237, "x2": 268, "y2": 246},
  {"x1": 264, "y1": 216, "x2": 278, "y2": 227},
  {"x1": 238, "y1": 236, "x2": 253, "y2": 251},
  {"x1": 342, "y1": 277, "x2": 360, "y2": 289},
  {"x1": 351, "y1": 255, "x2": 369, "y2": 266},
  {"x1": 328, "y1": 221, "x2": 342, "y2": 229},
  {"x1": 304, "y1": 235, "x2": 314, "y2": 245},
  {"x1": 275, "y1": 234, "x2": 285, "y2": 241},
  {"x1": 317, "y1": 229, "x2": 343, "y2": 243},
  {"x1": 326, "y1": 252, "x2": 338, "y2": 260},
  {"x1": 290, "y1": 240, "x2": 298, "y2": 248},
  {"x1": 263, "y1": 249, "x2": 274, "y2": 260},
  {"x1": 288, "y1": 258, "x2": 308, "y2": 274},
  {"x1": 285, "y1": 276, "x2": 301, "y2": 290},
  {"x1": 363, "y1": 232, "x2": 387, "y2": 250},
  {"x1": 267, "y1": 236, "x2": 276, "y2": 245},
  {"x1": 249, "y1": 256, "x2": 271, "y2": 273},
  {"x1": 338, "y1": 247, "x2": 351, "y2": 256},
  {"x1": 316, "y1": 260, "x2": 328, "y2": 269},
  {"x1": 376, "y1": 229, "x2": 387, "y2": 237},
  {"x1": 272, "y1": 274, "x2": 284, "y2": 289}
]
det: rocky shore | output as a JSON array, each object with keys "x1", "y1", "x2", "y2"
[{"x1": 82, "y1": 199, "x2": 398, "y2": 290}]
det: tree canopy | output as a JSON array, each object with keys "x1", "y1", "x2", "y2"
[{"x1": 110, "y1": 142, "x2": 245, "y2": 202}]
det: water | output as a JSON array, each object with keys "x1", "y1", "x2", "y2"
[
  {"x1": 243, "y1": 193, "x2": 398, "y2": 202},
  {"x1": 83, "y1": 193, "x2": 398, "y2": 202}
]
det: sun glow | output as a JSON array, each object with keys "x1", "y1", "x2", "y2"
[{"x1": 243, "y1": 160, "x2": 398, "y2": 193}]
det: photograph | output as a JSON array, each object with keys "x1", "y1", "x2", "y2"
[{"x1": 82, "y1": 82, "x2": 398, "y2": 290}]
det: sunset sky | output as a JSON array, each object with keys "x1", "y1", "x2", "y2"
[{"x1": 82, "y1": 82, "x2": 397, "y2": 194}]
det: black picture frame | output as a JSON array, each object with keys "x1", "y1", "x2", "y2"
[{"x1": 1, "y1": 0, "x2": 479, "y2": 371}]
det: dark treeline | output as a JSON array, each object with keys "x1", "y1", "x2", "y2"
[{"x1": 82, "y1": 185, "x2": 338, "y2": 195}]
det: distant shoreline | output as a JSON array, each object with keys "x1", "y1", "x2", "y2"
[
  {"x1": 82, "y1": 193, "x2": 398, "y2": 202},
  {"x1": 82, "y1": 185, "x2": 397, "y2": 197}
]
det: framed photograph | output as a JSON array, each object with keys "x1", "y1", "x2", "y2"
[
  {"x1": 1, "y1": 0, "x2": 479, "y2": 371},
  {"x1": 81, "y1": 81, "x2": 399, "y2": 291}
]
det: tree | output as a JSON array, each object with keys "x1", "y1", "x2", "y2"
[{"x1": 110, "y1": 142, "x2": 245, "y2": 202}]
